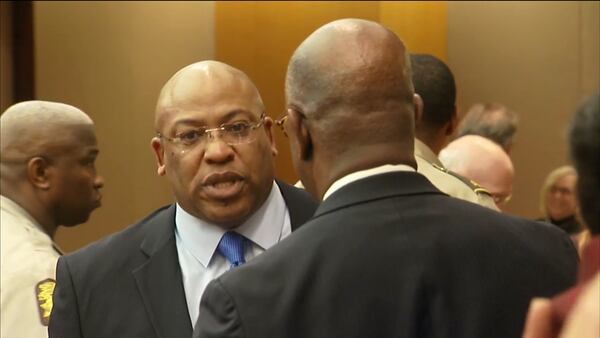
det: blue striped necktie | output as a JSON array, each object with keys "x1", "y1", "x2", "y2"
[{"x1": 217, "y1": 231, "x2": 247, "y2": 268}]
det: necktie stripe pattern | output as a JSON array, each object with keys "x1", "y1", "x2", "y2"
[{"x1": 217, "y1": 231, "x2": 247, "y2": 268}]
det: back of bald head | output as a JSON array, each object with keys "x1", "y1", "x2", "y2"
[
  {"x1": 1, "y1": 100, "x2": 93, "y2": 165},
  {"x1": 439, "y1": 135, "x2": 514, "y2": 185},
  {"x1": 285, "y1": 19, "x2": 415, "y2": 149},
  {"x1": 155, "y1": 60, "x2": 265, "y2": 130}
]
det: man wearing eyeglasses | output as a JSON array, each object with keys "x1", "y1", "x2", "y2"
[
  {"x1": 49, "y1": 61, "x2": 318, "y2": 338},
  {"x1": 439, "y1": 134, "x2": 515, "y2": 210}
]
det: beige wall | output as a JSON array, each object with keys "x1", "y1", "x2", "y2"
[
  {"x1": 215, "y1": 1, "x2": 448, "y2": 184},
  {"x1": 34, "y1": 1, "x2": 215, "y2": 251},
  {"x1": 448, "y1": 1, "x2": 599, "y2": 218},
  {"x1": 30, "y1": 1, "x2": 599, "y2": 251},
  {"x1": 35, "y1": 1, "x2": 447, "y2": 252}
]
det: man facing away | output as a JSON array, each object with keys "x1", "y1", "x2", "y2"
[
  {"x1": 49, "y1": 61, "x2": 317, "y2": 338},
  {"x1": 194, "y1": 19, "x2": 577, "y2": 338},
  {"x1": 1, "y1": 101, "x2": 104, "y2": 338},
  {"x1": 410, "y1": 53, "x2": 497, "y2": 210}
]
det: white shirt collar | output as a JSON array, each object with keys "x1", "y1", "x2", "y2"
[
  {"x1": 175, "y1": 181, "x2": 287, "y2": 267},
  {"x1": 322, "y1": 164, "x2": 416, "y2": 201}
]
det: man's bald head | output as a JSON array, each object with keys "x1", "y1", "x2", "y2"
[
  {"x1": 1, "y1": 100, "x2": 103, "y2": 234},
  {"x1": 439, "y1": 135, "x2": 514, "y2": 208},
  {"x1": 284, "y1": 19, "x2": 417, "y2": 198},
  {"x1": 1, "y1": 101, "x2": 93, "y2": 163},
  {"x1": 150, "y1": 60, "x2": 277, "y2": 228},
  {"x1": 286, "y1": 18, "x2": 414, "y2": 136},
  {"x1": 155, "y1": 61, "x2": 265, "y2": 132}
]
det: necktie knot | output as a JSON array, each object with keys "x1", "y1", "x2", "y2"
[{"x1": 217, "y1": 231, "x2": 247, "y2": 268}]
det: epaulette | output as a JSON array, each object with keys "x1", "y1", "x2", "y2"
[{"x1": 431, "y1": 163, "x2": 493, "y2": 196}]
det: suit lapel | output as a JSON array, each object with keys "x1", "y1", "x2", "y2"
[
  {"x1": 132, "y1": 205, "x2": 193, "y2": 338},
  {"x1": 276, "y1": 179, "x2": 319, "y2": 231}
]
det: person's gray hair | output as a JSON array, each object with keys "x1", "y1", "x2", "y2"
[{"x1": 456, "y1": 103, "x2": 518, "y2": 152}]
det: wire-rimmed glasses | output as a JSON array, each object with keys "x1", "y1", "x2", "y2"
[{"x1": 157, "y1": 113, "x2": 266, "y2": 147}]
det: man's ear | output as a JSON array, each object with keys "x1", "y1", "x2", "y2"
[
  {"x1": 262, "y1": 116, "x2": 278, "y2": 157},
  {"x1": 445, "y1": 105, "x2": 459, "y2": 136},
  {"x1": 27, "y1": 157, "x2": 52, "y2": 190},
  {"x1": 413, "y1": 93, "x2": 424, "y2": 127},
  {"x1": 288, "y1": 109, "x2": 313, "y2": 161},
  {"x1": 151, "y1": 137, "x2": 167, "y2": 176}
]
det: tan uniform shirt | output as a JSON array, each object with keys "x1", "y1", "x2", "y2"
[
  {"x1": 1, "y1": 195, "x2": 61, "y2": 338},
  {"x1": 415, "y1": 139, "x2": 498, "y2": 211}
]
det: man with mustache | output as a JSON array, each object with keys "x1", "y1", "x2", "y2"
[
  {"x1": 1, "y1": 100, "x2": 104, "y2": 338},
  {"x1": 49, "y1": 61, "x2": 317, "y2": 338}
]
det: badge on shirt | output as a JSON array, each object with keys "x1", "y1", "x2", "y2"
[{"x1": 35, "y1": 278, "x2": 56, "y2": 326}]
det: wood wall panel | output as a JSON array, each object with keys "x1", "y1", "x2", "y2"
[{"x1": 215, "y1": 1, "x2": 447, "y2": 183}]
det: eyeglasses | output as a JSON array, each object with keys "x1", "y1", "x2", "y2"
[
  {"x1": 275, "y1": 114, "x2": 288, "y2": 136},
  {"x1": 549, "y1": 186, "x2": 574, "y2": 196},
  {"x1": 158, "y1": 113, "x2": 265, "y2": 147},
  {"x1": 491, "y1": 193, "x2": 512, "y2": 205}
]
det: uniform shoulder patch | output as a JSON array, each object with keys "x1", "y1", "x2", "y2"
[
  {"x1": 431, "y1": 163, "x2": 492, "y2": 196},
  {"x1": 35, "y1": 278, "x2": 56, "y2": 326}
]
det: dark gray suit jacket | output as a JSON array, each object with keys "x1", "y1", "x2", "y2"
[
  {"x1": 193, "y1": 172, "x2": 578, "y2": 338},
  {"x1": 49, "y1": 181, "x2": 317, "y2": 338}
]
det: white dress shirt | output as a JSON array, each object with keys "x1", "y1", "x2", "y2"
[{"x1": 175, "y1": 181, "x2": 291, "y2": 326}]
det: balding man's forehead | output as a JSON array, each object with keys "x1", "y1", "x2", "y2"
[{"x1": 155, "y1": 63, "x2": 264, "y2": 130}]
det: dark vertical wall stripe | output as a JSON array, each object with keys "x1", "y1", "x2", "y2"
[{"x1": 12, "y1": 1, "x2": 34, "y2": 102}]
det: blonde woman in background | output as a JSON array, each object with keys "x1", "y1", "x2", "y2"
[{"x1": 539, "y1": 166, "x2": 583, "y2": 236}]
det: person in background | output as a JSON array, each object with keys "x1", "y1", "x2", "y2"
[
  {"x1": 456, "y1": 102, "x2": 518, "y2": 154},
  {"x1": 522, "y1": 93, "x2": 599, "y2": 338},
  {"x1": 538, "y1": 166, "x2": 582, "y2": 236},
  {"x1": 410, "y1": 53, "x2": 497, "y2": 210},
  {"x1": 1, "y1": 100, "x2": 104, "y2": 338},
  {"x1": 49, "y1": 61, "x2": 317, "y2": 338},
  {"x1": 193, "y1": 18, "x2": 577, "y2": 338},
  {"x1": 439, "y1": 134, "x2": 515, "y2": 210},
  {"x1": 294, "y1": 53, "x2": 499, "y2": 212}
]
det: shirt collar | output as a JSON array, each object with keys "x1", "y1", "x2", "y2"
[
  {"x1": 323, "y1": 164, "x2": 416, "y2": 201},
  {"x1": 414, "y1": 138, "x2": 443, "y2": 167},
  {"x1": 175, "y1": 181, "x2": 287, "y2": 267}
]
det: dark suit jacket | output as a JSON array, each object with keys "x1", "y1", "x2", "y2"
[
  {"x1": 49, "y1": 181, "x2": 317, "y2": 338},
  {"x1": 193, "y1": 172, "x2": 578, "y2": 338}
]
